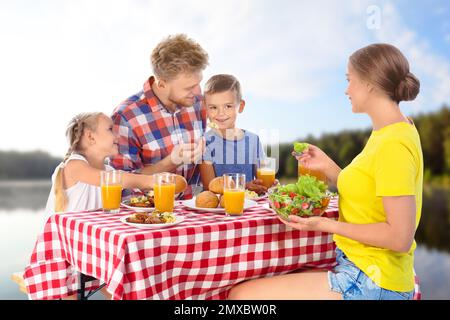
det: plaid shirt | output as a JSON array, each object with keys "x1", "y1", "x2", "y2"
[{"x1": 110, "y1": 77, "x2": 206, "y2": 199}]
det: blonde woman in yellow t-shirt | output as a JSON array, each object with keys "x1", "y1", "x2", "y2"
[{"x1": 228, "y1": 43, "x2": 423, "y2": 300}]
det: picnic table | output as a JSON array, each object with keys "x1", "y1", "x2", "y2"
[{"x1": 22, "y1": 197, "x2": 421, "y2": 300}]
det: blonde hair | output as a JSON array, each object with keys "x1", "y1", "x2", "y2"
[
  {"x1": 54, "y1": 112, "x2": 103, "y2": 212},
  {"x1": 204, "y1": 74, "x2": 242, "y2": 101},
  {"x1": 151, "y1": 34, "x2": 209, "y2": 80}
]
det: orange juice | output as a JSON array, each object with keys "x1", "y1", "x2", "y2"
[
  {"x1": 256, "y1": 169, "x2": 276, "y2": 188},
  {"x1": 223, "y1": 189, "x2": 245, "y2": 215},
  {"x1": 154, "y1": 183, "x2": 176, "y2": 212},
  {"x1": 298, "y1": 163, "x2": 326, "y2": 182},
  {"x1": 101, "y1": 184, "x2": 122, "y2": 210}
]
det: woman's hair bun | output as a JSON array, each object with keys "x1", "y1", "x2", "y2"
[{"x1": 394, "y1": 72, "x2": 420, "y2": 102}]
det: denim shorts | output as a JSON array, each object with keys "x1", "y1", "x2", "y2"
[{"x1": 327, "y1": 248, "x2": 414, "y2": 300}]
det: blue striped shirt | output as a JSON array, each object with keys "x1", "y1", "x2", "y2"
[{"x1": 203, "y1": 130, "x2": 265, "y2": 182}]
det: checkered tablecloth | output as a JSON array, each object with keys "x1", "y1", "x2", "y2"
[
  {"x1": 23, "y1": 197, "x2": 421, "y2": 300},
  {"x1": 23, "y1": 198, "x2": 339, "y2": 300}
]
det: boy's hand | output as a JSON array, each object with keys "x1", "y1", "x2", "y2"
[
  {"x1": 171, "y1": 138, "x2": 205, "y2": 165},
  {"x1": 245, "y1": 179, "x2": 268, "y2": 195}
]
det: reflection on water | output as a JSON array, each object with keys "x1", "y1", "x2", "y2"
[
  {"x1": 0, "y1": 180, "x2": 51, "y2": 210},
  {"x1": 0, "y1": 180, "x2": 449, "y2": 299},
  {"x1": 416, "y1": 185, "x2": 450, "y2": 254},
  {"x1": 0, "y1": 209, "x2": 46, "y2": 300}
]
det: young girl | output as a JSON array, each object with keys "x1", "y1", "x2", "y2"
[
  {"x1": 45, "y1": 112, "x2": 186, "y2": 220},
  {"x1": 228, "y1": 43, "x2": 423, "y2": 300},
  {"x1": 43, "y1": 112, "x2": 187, "y2": 300}
]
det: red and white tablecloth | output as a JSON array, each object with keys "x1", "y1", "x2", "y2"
[
  {"x1": 23, "y1": 197, "x2": 421, "y2": 300},
  {"x1": 23, "y1": 198, "x2": 338, "y2": 300}
]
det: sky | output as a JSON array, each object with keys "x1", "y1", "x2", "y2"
[{"x1": 0, "y1": 0, "x2": 449, "y2": 157}]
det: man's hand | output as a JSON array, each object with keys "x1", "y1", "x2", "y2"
[
  {"x1": 170, "y1": 138, "x2": 205, "y2": 166},
  {"x1": 245, "y1": 179, "x2": 268, "y2": 195}
]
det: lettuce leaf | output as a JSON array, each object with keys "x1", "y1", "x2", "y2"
[
  {"x1": 279, "y1": 183, "x2": 298, "y2": 194},
  {"x1": 296, "y1": 175, "x2": 327, "y2": 201},
  {"x1": 293, "y1": 142, "x2": 309, "y2": 153}
]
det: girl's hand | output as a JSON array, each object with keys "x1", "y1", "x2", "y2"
[{"x1": 278, "y1": 215, "x2": 329, "y2": 233}]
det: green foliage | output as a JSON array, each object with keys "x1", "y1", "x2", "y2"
[
  {"x1": 443, "y1": 127, "x2": 450, "y2": 175},
  {"x1": 284, "y1": 155, "x2": 297, "y2": 177}
]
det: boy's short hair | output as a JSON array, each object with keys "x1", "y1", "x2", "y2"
[
  {"x1": 151, "y1": 34, "x2": 209, "y2": 81},
  {"x1": 204, "y1": 74, "x2": 242, "y2": 102}
]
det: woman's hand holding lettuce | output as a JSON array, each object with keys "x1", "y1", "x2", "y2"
[{"x1": 292, "y1": 142, "x2": 342, "y2": 188}]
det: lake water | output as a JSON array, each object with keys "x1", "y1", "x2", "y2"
[{"x1": 1, "y1": 180, "x2": 449, "y2": 300}]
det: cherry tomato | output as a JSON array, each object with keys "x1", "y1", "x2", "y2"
[{"x1": 312, "y1": 208, "x2": 323, "y2": 215}]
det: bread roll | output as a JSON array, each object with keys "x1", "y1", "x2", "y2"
[
  {"x1": 219, "y1": 195, "x2": 225, "y2": 208},
  {"x1": 196, "y1": 191, "x2": 219, "y2": 208},
  {"x1": 175, "y1": 175, "x2": 188, "y2": 194},
  {"x1": 208, "y1": 176, "x2": 224, "y2": 194}
]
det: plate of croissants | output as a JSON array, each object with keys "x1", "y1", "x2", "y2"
[
  {"x1": 120, "y1": 211, "x2": 184, "y2": 229},
  {"x1": 181, "y1": 176, "x2": 258, "y2": 212}
]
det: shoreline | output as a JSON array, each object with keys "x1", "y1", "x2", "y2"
[{"x1": 0, "y1": 179, "x2": 51, "y2": 187}]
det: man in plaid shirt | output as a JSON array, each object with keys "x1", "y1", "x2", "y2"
[{"x1": 110, "y1": 34, "x2": 209, "y2": 199}]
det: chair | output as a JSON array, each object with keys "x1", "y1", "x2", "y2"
[
  {"x1": 11, "y1": 271, "x2": 106, "y2": 300},
  {"x1": 10, "y1": 272, "x2": 28, "y2": 295}
]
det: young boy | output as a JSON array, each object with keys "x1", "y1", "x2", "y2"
[{"x1": 200, "y1": 74, "x2": 267, "y2": 194}]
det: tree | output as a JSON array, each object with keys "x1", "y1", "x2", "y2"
[
  {"x1": 443, "y1": 127, "x2": 450, "y2": 175},
  {"x1": 0, "y1": 150, "x2": 61, "y2": 180}
]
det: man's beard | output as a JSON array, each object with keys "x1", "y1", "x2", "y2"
[{"x1": 168, "y1": 95, "x2": 195, "y2": 108}]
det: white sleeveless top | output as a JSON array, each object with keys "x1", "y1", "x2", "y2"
[{"x1": 44, "y1": 153, "x2": 114, "y2": 223}]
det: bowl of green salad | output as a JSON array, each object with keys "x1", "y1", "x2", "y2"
[{"x1": 268, "y1": 174, "x2": 336, "y2": 220}]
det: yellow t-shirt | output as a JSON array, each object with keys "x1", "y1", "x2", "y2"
[{"x1": 334, "y1": 121, "x2": 423, "y2": 292}]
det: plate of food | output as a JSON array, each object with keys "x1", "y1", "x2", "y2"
[
  {"x1": 245, "y1": 189, "x2": 268, "y2": 201},
  {"x1": 122, "y1": 193, "x2": 155, "y2": 212},
  {"x1": 182, "y1": 190, "x2": 258, "y2": 213},
  {"x1": 120, "y1": 211, "x2": 184, "y2": 229},
  {"x1": 268, "y1": 174, "x2": 336, "y2": 221}
]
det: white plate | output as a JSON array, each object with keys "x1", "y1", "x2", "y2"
[
  {"x1": 181, "y1": 197, "x2": 258, "y2": 213},
  {"x1": 120, "y1": 214, "x2": 184, "y2": 229},
  {"x1": 246, "y1": 193, "x2": 268, "y2": 201},
  {"x1": 121, "y1": 201, "x2": 156, "y2": 212}
]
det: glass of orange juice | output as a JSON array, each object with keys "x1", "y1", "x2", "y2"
[
  {"x1": 223, "y1": 173, "x2": 246, "y2": 216},
  {"x1": 257, "y1": 157, "x2": 276, "y2": 188},
  {"x1": 297, "y1": 162, "x2": 327, "y2": 182},
  {"x1": 154, "y1": 172, "x2": 176, "y2": 212},
  {"x1": 101, "y1": 170, "x2": 123, "y2": 213}
]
